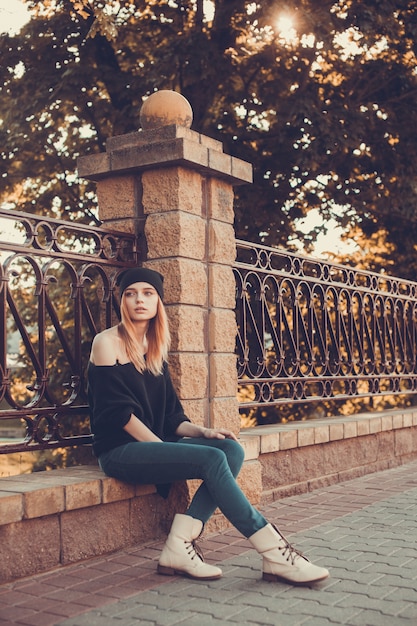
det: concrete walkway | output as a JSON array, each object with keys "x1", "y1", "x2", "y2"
[{"x1": 1, "y1": 460, "x2": 417, "y2": 625}]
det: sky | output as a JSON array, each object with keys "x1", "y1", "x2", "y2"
[{"x1": 0, "y1": 0, "x2": 30, "y2": 35}]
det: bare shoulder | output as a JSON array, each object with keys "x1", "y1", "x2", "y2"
[{"x1": 90, "y1": 327, "x2": 122, "y2": 366}]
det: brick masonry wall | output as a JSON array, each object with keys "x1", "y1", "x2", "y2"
[
  {"x1": 1, "y1": 410, "x2": 417, "y2": 583},
  {"x1": 240, "y1": 409, "x2": 417, "y2": 501}
]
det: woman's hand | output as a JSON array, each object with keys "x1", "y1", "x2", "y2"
[
  {"x1": 175, "y1": 422, "x2": 238, "y2": 441},
  {"x1": 201, "y1": 427, "x2": 238, "y2": 442}
]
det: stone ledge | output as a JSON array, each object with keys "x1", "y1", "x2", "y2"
[
  {"x1": 1, "y1": 408, "x2": 416, "y2": 583},
  {"x1": 245, "y1": 408, "x2": 417, "y2": 504},
  {"x1": 0, "y1": 470, "x2": 190, "y2": 584},
  {"x1": 0, "y1": 465, "x2": 156, "y2": 526},
  {"x1": 1, "y1": 409, "x2": 413, "y2": 527},
  {"x1": 239, "y1": 409, "x2": 417, "y2": 460}
]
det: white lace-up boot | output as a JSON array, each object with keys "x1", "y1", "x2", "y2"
[
  {"x1": 157, "y1": 514, "x2": 222, "y2": 580},
  {"x1": 249, "y1": 523, "x2": 329, "y2": 584}
]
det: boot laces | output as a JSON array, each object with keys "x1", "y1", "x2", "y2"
[
  {"x1": 273, "y1": 525, "x2": 306, "y2": 565},
  {"x1": 185, "y1": 539, "x2": 204, "y2": 562}
]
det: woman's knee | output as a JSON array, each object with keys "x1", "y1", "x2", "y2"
[
  {"x1": 224, "y1": 438, "x2": 244, "y2": 459},
  {"x1": 179, "y1": 437, "x2": 245, "y2": 476},
  {"x1": 216, "y1": 438, "x2": 245, "y2": 474}
]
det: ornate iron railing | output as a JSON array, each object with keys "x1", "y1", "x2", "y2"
[
  {"x1": 3, "y1": 217, "x2": 417, "y2": 454},
  {"x1": 234, "y1": 240, "x2": 417, "y2": 412},
  {"x1": 0, "y1": 208, "x2": 139, "y2": 454}
]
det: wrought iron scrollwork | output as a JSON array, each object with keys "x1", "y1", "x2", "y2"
[
  {"x1": 0, "y1": 209, "x2": 140, "y2": 453},
  {"x1": 234, "y1": 240, "x2": 417, "y2": 411}
]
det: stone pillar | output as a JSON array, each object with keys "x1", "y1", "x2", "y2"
[{"x1": 77, "y1": 90, "x2": 252, "y2": 435}]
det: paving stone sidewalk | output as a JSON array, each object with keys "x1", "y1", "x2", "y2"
[{"x1": 1, "y1": 460, "x2": 417, "y2": 626}]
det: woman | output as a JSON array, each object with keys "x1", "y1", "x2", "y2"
[{"x1": 87, "y1": 267, "x2": 329, "y2": 585}]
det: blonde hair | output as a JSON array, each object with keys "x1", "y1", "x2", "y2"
[{"x1": 118, "y1": 295, "x2": 170, "y2": 375}]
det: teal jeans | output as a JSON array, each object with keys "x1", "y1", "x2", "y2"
[{"x1": 98, "y1": 437, "x2": 267, "y2": 538}]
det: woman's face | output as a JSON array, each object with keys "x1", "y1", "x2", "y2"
[{"x1": 123, "y1": 281, "x2": 159, "y2": 323}]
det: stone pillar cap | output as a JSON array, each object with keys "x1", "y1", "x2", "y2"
[
  {"x1": 77, "y1": 90, "x2": 252, "y2": 186},
  {"x1": 140, "y1": 90, "x2": 193, "y2": 130}
]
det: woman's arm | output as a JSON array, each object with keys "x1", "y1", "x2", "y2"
[
  {"x1": 175, "y1": 421, "x2": 238, "y2": 441},
  {"x1": 124, "y1": 414, "x2": 162, "y2": 442}
]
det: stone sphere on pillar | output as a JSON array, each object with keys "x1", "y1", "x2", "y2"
[{"x1": 140, "y1": 90, "x2": 193, "y2": 130}]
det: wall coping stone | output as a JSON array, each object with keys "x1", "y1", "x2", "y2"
[
  {"x1": 239, "y1": 408, "x2": 417, "y2": 460},
  {"x1": 77, "y1": 125, "x2": 252, "y2": 186},
  {"x1": 0, "y1": 466, "x2": 156, "y2": 526}
]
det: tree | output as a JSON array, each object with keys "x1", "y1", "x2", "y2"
[
  {"x1": 2, "y1": 0, "x2": 417, "y2": 441},
  {"x1": 1, "y1": 0, "x2": 417, "y2": 265}
]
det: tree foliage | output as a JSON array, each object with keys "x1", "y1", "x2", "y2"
[
  {"x1": 1, "y1": 0, "x2": 417, "y2": 269},
  {"x1": 2, "y1": 0, "x2": 417, "y2": 451}
]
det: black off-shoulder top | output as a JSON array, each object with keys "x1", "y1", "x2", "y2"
[{"x1": 87, "y1": 360, "x2": 190, "y2": 457}]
